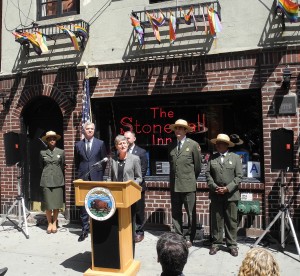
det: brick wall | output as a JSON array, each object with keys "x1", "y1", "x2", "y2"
[{"x1": 1, "y1": 47, "x2": 300, "y2": 232}]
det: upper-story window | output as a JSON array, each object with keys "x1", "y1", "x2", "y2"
[{"x1": 37, "y1": 0, "x2": 79, "y2": 20}]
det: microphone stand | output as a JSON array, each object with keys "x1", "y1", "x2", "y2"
[
  {"x1": 252, "y1": 170, "x2": 300, "y2": 260},
  {"x1": 83, "y1": 165, "x2": 99, "y2": 181}
]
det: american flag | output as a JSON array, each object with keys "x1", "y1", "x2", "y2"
[{"x1": 81, "y1": 79, "x2": 91, "y2": 128}]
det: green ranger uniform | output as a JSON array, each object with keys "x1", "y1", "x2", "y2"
[
  {"x1": 206, "y1": 151, "x2": 243, "y2": 249},
  {"x1": 169, "y1": 138, "x2": 201, "y2": 243}
]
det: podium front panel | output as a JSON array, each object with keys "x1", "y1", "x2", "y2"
[{"x1": 91, "y1": 211, "x2": 120, "y2": 269}]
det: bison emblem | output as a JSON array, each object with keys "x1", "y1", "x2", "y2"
[{"x1": 90, "y1": 199, "x2": 111, "y2": 213}]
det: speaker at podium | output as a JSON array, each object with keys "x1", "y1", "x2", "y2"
[{"x1": 74, "y1": 179, "x2": 142, "y2": 276}]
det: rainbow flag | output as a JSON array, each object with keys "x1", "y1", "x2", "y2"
[
  {"x1": 146, "y1": 12, "x2": 161, "y2": 44},
  {"x1": 150, "y1": 11, "x2": 167, "y2": 27},
  {"x1": 22, "y1": 32, "x2": 42, "y2": 55},
  {"x1": 207, "y1": 7, "x2": 222, "y2": 38},
  {"x1": 36, "y1": 31, "x2": 49, "y2": 54},
  {"x1": 12, "y1": 32, "x2": 28, "y2": 45},
  {"x1": 74, "y1": 25, "x2": 88, "y2": 40},
  {"x1": 130, "y1": 15, "x2": 145, "y2": 45},
  {"x1": 57, "y1": 25, "x2": 80, "y2": 51},
  {"x1": 277, "y1": 0, "x2": 299, "y2": 22},
  {"x1": 180, "y1": 6, "x2": 197, "y2": 31},
  {"x1": 169, "y1": 11, "x2": 176, "y2": 44}
]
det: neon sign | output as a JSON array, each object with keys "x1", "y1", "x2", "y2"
[{"x1": 119, "y1": 107, "x2": 207, "y2": 145}]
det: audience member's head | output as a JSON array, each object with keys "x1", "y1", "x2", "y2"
[
  {"x1": 157, "y1": 232, "x2": 188, "y2": 275},
  {"x1": 238, "y1": 247, "x2": 280, "y2": 276}
]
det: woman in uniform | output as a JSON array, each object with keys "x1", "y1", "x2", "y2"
[{"x1": 40, "y1": 131, "x2": 65, "y2": 234}]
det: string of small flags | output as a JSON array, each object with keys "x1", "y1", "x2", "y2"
[
  {"x1": 130, "y1": 5, "x2": 222, "y2": 46},
  {"x1": 12, "y1": 25, "x2": 88, "y2": 54}
]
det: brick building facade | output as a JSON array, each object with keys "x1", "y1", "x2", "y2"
[{"x1": 1, "y1": 46, "x2": 299, "y2": 233}]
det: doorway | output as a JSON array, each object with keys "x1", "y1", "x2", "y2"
[{"x1": 21, "y1": 96, "x2": 63, "y2": 210}]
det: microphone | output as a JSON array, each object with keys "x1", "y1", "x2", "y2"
[{"x1": 92, "y1": 157, "x2": 108, "y2": 167}]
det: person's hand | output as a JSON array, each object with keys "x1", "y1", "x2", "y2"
[{"x1": 215, "y1": 186, "x2": 228, "y2": 195}]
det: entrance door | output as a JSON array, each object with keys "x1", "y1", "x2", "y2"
[{"x1": 21, "y1": 96, "x2": 63, "y2": 210}]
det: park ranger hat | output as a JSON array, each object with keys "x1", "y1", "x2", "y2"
[
  {"x1": 169, "y1": 119, "x2": 193, "y2": 132},
  {"x1": 230, "y1": 134, "x2": 244, "y2": 145},
  {"x1": 210, "y1": 133, "x2": 235, "y2": 147},
  {"x1": 42, "y1": 130, "x2": 61, "y2": 142}
]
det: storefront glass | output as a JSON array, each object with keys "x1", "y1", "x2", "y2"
[{"x1": 94, "y1": 90, "x2": 262, "y2": 180}]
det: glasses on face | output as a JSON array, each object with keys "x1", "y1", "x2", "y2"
[{"x1": 47, "y1": 137, "x2": 56, "y2": 141}]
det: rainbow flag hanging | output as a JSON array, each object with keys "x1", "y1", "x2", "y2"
[
  {"x1": 169, "y1": 11, "x2": 176, "y2": 44},
  {"x1": 277, "y1": 0, "x2": 299, "y2": 22},
  {"x1": 21, "y1": 32, "x2": 42, "y2": 55},
  {"x1": 74, "y1": 25, "x2": 89, "y2": 41},
  {"x1": 180, "y1": 6, "x2": 197, "y2": 31},
  {"x1": 146, "y1": 12, "x2": 161, "y2": 44},
  {"x1": 12, "y1": 32, "x2": 28, "y2": 45},
  {"x1": 57, "y1": 25, "x2": 80, "y2": 51},
  {"x1": 130, "y1": 15, "x2": 145, "y2": 45},
  {"x1": 36, "y1": 31, "x2": 49, "y2": 54},
  {"x1": 207, "y1": 7, "x2": 222, "y2": 38},
  {"x1": 150, "y1": 11, "x2": 167, "y2": 27}
]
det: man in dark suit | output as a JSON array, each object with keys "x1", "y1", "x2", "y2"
[
  {"x1": 206, "y1": 133, "x2": 243, "y2": 257},
  {"x1": 75, "y1": 122, "x2": 107, "y2": 242},
  {"x1": 168, "y1": 119, "x2": 201, "y2": 248},
  {"x1": 124, "y1": 131, "x2": 148, "y2": 243}
]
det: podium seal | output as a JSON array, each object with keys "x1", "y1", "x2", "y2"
[{"x1": 85, "y1": 187, "x2": 116, "y2": 221}]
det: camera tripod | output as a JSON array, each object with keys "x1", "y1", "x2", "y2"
[
  {"x1": 0, "y1": 164, "x2": 30, "y2": 239},
  {"x1": 253, "y1": 170, "x2": 300, "y2": 260}
]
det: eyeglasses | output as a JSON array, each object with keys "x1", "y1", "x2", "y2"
[{"x1": 47, "y1": 137, "x2": 57, "y2": 141}]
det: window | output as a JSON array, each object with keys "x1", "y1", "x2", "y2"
[
  {"x1": 37, "y1": 0, "x2": 79, "y2": 20},
  {"x1": 94, "y1": 90, "x2": 263, "y2": 179}
]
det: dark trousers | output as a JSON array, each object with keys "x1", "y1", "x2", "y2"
[
  {"x1": 135, "y1": 191, "x2": 145, "y2": 235},
  {"x1": 171, "y1": 191, "x2": 196, "y2": 242},
  {"x1": 80, "y1": 206, "x2": 89, "y2": 233},
  {"x1": 211, "y1": 197, "x2": 238, "y2": 249}
]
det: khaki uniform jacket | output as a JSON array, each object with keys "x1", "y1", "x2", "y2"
[
  {"x1": 206, "y1": 152, "x2": 243, "y2": 201},
  {"x1": 168, "y1": 138, "x2": 202, "y2": 192},
  {"x1": 40, "y1": 147, "x2": 65, "y2": 188}
]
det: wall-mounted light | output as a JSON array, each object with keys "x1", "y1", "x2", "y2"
[
  {"x1": 0, "y1": 92, "x2": 11, "y2": 111},
  {"x1": 282, "y1": 67, "x2": 292, "y2": 89}
]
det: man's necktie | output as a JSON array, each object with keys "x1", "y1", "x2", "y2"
[
  {"x1": 87, "y1": 141, "x2": 91, "y2": 155},
  {"x1": 177, "y1": 141, "x2": 181, "y2": 152}
]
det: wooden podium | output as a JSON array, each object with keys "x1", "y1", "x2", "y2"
[{"x1": 74, "y1": 179, "x2": 142, "y2": 276}]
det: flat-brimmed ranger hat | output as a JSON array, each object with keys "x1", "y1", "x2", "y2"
[
  {"x1": 169, "y1": 119, "x2": 193, "y2": 132},
  {"x1": 230, "y1": 134, "x2": 244, "y2": 145},
  {"x1": 210, "y1": 134, "x2": 235, "y2": 147},
  {"x1": 42, "y1": 130, "x2": 61, "y2": 142}
]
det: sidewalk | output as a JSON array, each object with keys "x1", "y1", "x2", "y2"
[{"x1": 0, "y1": 220, "x2": 299, "y2": 276}]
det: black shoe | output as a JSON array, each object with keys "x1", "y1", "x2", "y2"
[
  {"x1": 0, "y1": 267, "x2": 8, "y2": 276},
  {"x1": 230, "y1": 248, "x2": 238, "y2": 257},
  {"x1": 135, "y1": 234, "x2": 144, "y2": 243},
  {"x1": 209, "y1": 247, "x2": 219, "y2": 255},
  {"x1": 78, "y1": 232, "x2": 88, "y2": 242}
]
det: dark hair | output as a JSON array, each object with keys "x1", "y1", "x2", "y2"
[{"x1": 156, "y1": 232, "x2": 188, "y2": 274}]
